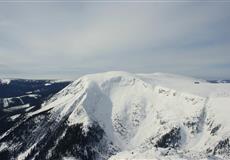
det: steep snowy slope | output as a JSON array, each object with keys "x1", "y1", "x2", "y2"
[{"x1": 0, "y1": 72, "x2": 230, "y2": 160}]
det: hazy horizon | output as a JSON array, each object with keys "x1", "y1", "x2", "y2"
[{"x1": 0, "y1": 0, "x2": 230, "y2": 79}]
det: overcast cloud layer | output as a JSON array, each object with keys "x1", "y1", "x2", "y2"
[{"x1": 0, "y1": 0, "x2": 230, "y2": 79}]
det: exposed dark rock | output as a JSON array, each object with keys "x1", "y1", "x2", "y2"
[
  {"x1": 155, "y1": 127, "x2": 181, "y2": 149},
  {"x1": 210, "y1": 125, "x2": 221, "y2": 136},
  {"x1": 213, "y1": 138, "x2": 230, "y2": 156}
]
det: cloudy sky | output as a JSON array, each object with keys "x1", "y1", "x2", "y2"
[{"x1": 0, "y1": 0, "x2": 230, "y2": 80}]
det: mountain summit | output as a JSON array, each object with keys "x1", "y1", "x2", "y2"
[{"x1": 1, "y1": 71, "x2": 230, "y2": 160}]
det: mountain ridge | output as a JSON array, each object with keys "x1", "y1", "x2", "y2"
[{"x1": 0, "y1": 71, "x2": 230, "y2": 160}]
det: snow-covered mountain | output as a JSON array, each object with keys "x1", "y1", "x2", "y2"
[{"x1": 0, "y1": 72, "x2": 230, "y2": 160}]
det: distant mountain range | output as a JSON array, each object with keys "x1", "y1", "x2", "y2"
[
  {"x1": 0, "y1": 79, "x2": 70, "y2": 136},
  {"x1": 207, "y1": 80, "x2": 230, "y2": 83}
]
